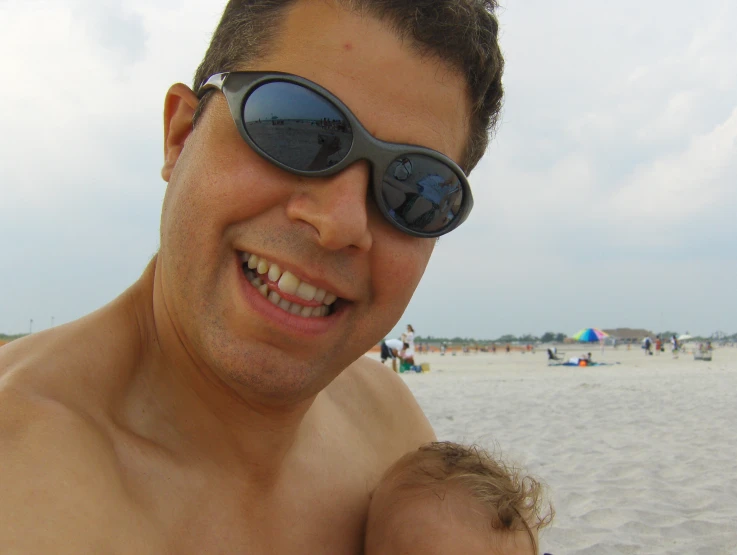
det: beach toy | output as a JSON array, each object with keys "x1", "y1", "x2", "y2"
[
  {"x1": 579, "y1": 360, "x2": 587, "y2": 367},
  {"x1": 399, "y1": 359, "x2": 427, "y2": 373}
]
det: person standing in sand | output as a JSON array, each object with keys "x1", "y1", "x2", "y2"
[
  {"x1": 643, "y1": 336, "x2": 653, "y2": 355},
  {"x1": 0, "y1": 1, "x2": 504, "y2": 553},
  {"x1": 402, "y1": 324, "x2": 416, "y2": 360},
  {"x1": 670, "y1": 334, "x2": 679, "y2": 355}
]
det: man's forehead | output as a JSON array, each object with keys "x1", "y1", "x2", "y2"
[{"x1": 243, "y1": 0, "x2": 471, "y2": 163}]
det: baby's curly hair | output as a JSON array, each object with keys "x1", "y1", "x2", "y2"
[{"x1": 382, "y1": 441, "x2": 554, "y2": 553}]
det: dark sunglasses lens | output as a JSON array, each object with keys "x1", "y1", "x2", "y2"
[
  {"x1": 381, "y1": 155, "x2": 465, "y2": 235},
  {"x1": 242, "y1": 81, "x2": 353, "y2": 172}
]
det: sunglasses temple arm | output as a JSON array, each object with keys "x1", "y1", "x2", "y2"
[{"x1": 196, "y1": 72, "x2": 229, "y2": 98}]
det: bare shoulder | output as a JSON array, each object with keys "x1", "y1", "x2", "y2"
[
  {"x1": 0, "y1": 312, "x2": 161, "y2": 551},
  {"x1": 0, "y1": 377, "x2": 135, "y2": 552},
  {"x1": 326, "y1": 356, "x2": 435, "y2": 454}
]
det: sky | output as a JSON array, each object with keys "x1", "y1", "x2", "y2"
[{"x1": 1, "y1": 0, "x2": 735, "y2": 340}]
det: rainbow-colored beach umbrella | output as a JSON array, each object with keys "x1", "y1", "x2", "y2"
[{"x1": 572, "y1": 328, "x2": 609, "y2": 342}]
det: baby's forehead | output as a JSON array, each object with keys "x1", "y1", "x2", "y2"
[
  {"x1": 374, "y1": 472, "x2": 486, "y2": 525},
  {"x1": 372, "y1": 450, "x2": 456, "y2": 500},
  {"x1": 369, "y1": 485, "x2": 532, "y2": 555}
]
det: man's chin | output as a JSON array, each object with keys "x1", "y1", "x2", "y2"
[{"x1": 205, "y1": 343, "x2": 349, "y2": 405}]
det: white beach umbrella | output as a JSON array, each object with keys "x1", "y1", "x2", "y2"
[{"x1": 678, "y1": 334, "x2": 693, "y2": 341}]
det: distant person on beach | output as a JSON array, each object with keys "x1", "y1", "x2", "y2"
[
  {"x1": 643, "y1": 336, "x2": 653, "y2": 355},
  {"x1": 401, "y1": 342, "x2": 415, "y2": 365},
  {"x1": 380, "y1": 338, "x2": 403, "y2": 362},
  {"x1": 0, "y1": 0, "x2": 504, "y2": 551},
  {"x1": 380, "y1": 338, "x2": 404, "y2": 372},
  {"x1": 402, "y1": 324, "x2": 416, "y2": 359},
  {"x1": 365, "y1": 441, "x2": 553, "y2": 555},
  {"x1": 567, "y1": 353, "x2": 591, "y2": 366}
]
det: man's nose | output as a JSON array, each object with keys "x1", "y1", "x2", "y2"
[{"x1": 285, "y1": 161, "x2": 374, "y2": 252}]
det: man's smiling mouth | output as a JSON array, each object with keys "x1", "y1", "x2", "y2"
[{"x1": 239, "y1": 251, "x2": 340, "y2": 318}]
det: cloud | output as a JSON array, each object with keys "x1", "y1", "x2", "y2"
[
  {"x1": 469, "y1": 0, "x2": 737, "y2": 255},
  {"x1": 603, "y1": 106, "x2": 737, "y2": 240},
  {"x1": 72, "y1": 0, "x2": 149, "y2": 64},
  {"x1": 0, "y1": 0, "x2": 224, "y2": 332}
]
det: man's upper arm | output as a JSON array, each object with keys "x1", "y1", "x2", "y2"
[{"x1": 0, "y1": 389, "x2": 125, "y2": 553}]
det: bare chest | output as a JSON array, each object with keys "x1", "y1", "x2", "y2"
[
  {"x1": 168, "y1": 476, "x2": 369, "y2": 554},
  {"x1": 113, "y1": 441, "x2": 377, "y2": 555}
]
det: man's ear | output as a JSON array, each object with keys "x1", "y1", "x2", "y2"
[{"x1": 161, "y1": 83, "x2": 199, "y2": 182}]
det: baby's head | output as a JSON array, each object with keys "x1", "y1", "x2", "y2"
[{"x1": 365, "y1": 442, "x2": 553, "y2": 555}]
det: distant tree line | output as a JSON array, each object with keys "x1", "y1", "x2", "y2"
[
  {"x1": 0, "y1": 333, "x2": 27, "y2": 341},
  {"x1": 416, "y1": 332, "x2": 568, "y2": 344},
  {"x1": 415, "y1": 331, "x2": 737, "y2": 344}
]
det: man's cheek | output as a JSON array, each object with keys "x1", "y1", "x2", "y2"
[{"x1": 394, "y1": 257, "x2": 428, "y2": 305}]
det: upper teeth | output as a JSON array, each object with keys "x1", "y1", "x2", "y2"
[{"x1": 240, "y1": 252, "x2": 338, "y2": 306}]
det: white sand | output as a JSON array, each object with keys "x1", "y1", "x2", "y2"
[{"x1": 367, "y1": 345, "x2": 737, "y2": 554}]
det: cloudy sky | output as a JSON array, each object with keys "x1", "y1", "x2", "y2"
[{"x1": 1, "y1": 0, "x2": 735, "y2": 340}]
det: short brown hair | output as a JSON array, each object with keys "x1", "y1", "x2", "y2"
[
  {"x1": 192, "y1": 0, "x2": 504, "y2": 173},
  {"x1": 378, "y1": 442, "x2": 554, "y2": 553}
]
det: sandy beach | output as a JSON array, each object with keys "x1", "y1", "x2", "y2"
[{"x1": 367, "y1": 345, "x2": 737, "y2": 554}]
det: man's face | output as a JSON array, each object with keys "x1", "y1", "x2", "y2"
[{"x1": 159, "y1": 0, "x2": 470, "y2": 403}]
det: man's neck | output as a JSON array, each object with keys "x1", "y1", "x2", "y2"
[{"x1": 119, "y1": 256, "x2": 316, "y2": 483}]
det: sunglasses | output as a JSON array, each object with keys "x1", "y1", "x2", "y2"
[{"x1": 197, "y1": 72, "x2": 473, "y2": 238}]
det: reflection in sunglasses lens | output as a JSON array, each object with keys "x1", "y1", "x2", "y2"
[
  {"x1": 243, "y1": 81, "x2": 353, "y2": 171},
  {"x1": 382, "y1": 155, "x2": 463, "y2": 233},
  {"x1": 393, "y1": 158, "x2": 413, "y2": 181}
]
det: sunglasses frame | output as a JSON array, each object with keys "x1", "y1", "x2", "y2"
[{"x1": 197, "y1": 71, "x2": 473, "y2": 238}]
